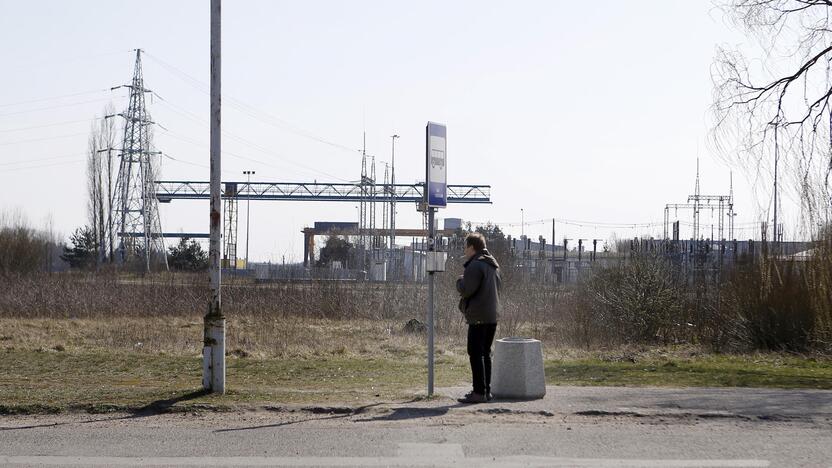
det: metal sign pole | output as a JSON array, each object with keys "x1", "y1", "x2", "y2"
[
  {"x1": 424, "y1": 121, "x2": 446, "y2": 397},
  {"x1": 427, "y1": 206, "x2": 435, "y2": 397}
]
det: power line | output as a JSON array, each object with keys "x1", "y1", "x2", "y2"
[
  {"x1": 470, "y1": 214, "x2": 765, "y2": 233},
  {"x1": 152, "y1": 93, "x2": 207, "y2": 125},
  {"x1": 0, "y1": 95, "x2": 124, "y2": 119},
  {"x1": 162, "y1": 151, "x2": 235, "y2": 178},
  {"x1": 0, "y1": 89, "x2": 111, "y2": 108},
  {"x1": 162, "y1": 152, "x2": 208, "y2": 169},
  {"x1": 160, "y1": 128, "x2": 344, "y2": 182},
  {"x1": 154, "y1": 106, "x2": 351, "y2": 182},
  {"x1": 0, "y1": 158, "x2": 84, "y2": 173},
  {"x1": 0, "y1": 132, "x2": 90, "y2": 147},
  {"x1": 0, "y1": 152, "x2": 85, "y2": 167},
  {"x1": 0, "y1": 117, "x2": 104, "y2": 134},
  {"x1": 158, "y1": 128, "x2": 310, "y2": 179},
  {"x1": 143, "y1": 52, "x2": 358, "y2": 154},
  {"x1": 6, "y1": 50, "x2": 129, "y2": 74},
  {"x1": 468, "y1": 217, "x2": 663, "y2": 229}
]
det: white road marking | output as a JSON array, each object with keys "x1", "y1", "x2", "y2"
[
  {"x1": 0, "y1": 455, "x2": 771, "y2": 467},
  {"x1": 397, "y1": 442, "x2": 466, "y2": 459}
]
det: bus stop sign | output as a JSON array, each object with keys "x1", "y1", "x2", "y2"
[{"x1": 426, "y1": 122, "x2": 447, "y2": 208}]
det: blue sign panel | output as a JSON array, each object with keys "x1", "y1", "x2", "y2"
[{"x1": 426, "y1": 122, "x2": 447, "y2": 208}]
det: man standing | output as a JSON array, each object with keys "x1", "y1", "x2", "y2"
[{"x1": 456, "y1": 232, "x2": 501, "y2": 404}]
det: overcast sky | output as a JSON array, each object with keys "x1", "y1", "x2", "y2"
[{"x1": 0, "y1": 1, "x2": 798, "y2": 262}]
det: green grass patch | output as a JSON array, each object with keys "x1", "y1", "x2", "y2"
[
  {"x1": 1, "y1": 349, "x2": 831, "y2": 414},
  {"x1": 0, "y1": 349, "x2": 470, "y2": 413},
  {"x1": 546, "y1": 355, "x2": 832, "y2": 389}
]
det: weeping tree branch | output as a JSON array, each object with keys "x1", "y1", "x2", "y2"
[{"x1": 712, "y1": 0, "x2": 832, "y2": 227}]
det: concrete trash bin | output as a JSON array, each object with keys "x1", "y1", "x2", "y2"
[{"x1": 491, "y1": 337, "x2": 546, "y2": 399}]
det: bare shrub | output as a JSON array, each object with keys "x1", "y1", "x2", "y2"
[
  {"x1": 575, "y1": 253, "x2": 688, "y2": 346},
  {"x1": 0, "y1": 212, "x2": 62, "y2": 276},
  {"x1": 3, "y1": 229, "x2": 829, "y2": 356},
  {"x1": 717, "y1": 260, "x2": 814, "y2": 352},
  {"x1": 808, "y1": 228, "x2": 832, "y2": 349},
  {"x1": 701, "y1": 230, "x2": 831, "y2": 353}
]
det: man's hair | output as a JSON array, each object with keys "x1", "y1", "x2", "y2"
[{"x1": 465, "y1": 232, "x2": 487, "y2": 251}]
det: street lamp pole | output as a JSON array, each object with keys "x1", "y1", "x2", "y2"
[{"x1": 243, "y1": 170, "x2": 255, "y2": 269}]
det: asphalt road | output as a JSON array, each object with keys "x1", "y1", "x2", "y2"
[{"x1": 2, "y1": 386, "x2": 831, "y2": 467}]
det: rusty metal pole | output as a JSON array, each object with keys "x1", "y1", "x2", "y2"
[{"x1": 204, "y1": 0, "x2": 225, "y2": 394}]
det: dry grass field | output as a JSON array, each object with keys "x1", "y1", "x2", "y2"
[
  {"x1": 2, "y1": 312, "x2": 831, "y2": 414},
  {"x1": 1, "y1": 262, "x2": 831, "y2": 414}
]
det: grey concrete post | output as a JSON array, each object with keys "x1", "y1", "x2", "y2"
[{"x1": 204, "y1": 0, "x2": 225, "y2": 394}]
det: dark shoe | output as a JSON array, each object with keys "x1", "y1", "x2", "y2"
[
  {"x1": 458, "y1": 391, "x2": 487, "y2": 404},
  {"x1": 486, "y1": 392, "x2": 494, "y2": 401}
]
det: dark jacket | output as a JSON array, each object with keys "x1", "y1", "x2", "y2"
[{"x1": 456, "y1": 249, "x2": 501, "y2": 324}]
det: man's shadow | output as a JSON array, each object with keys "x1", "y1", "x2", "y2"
[
  {"x1": 2, "y1": 394, "x2": 483, "y2": 432},
  {"x1": 214, "y1": 401, "x2": 472, "y2": 431},
  {"x1": 213, "y1": 402, "x2": 388, "y2": 433},
  {"x1": 353, "y1": 402, "x2": 468, "y2": 422}
]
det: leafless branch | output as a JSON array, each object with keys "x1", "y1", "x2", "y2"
[{"x1": 712, "y1": 0, "x2": 832, "y2": 230}]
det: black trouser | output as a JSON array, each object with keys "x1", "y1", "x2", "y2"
[{"x1": 467, "y1": 323, "x2": 497, "y2": 394}]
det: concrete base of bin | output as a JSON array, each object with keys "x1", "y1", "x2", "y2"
[{"x1": 491, "y1": 337, "x2": 545, "y2": 400}]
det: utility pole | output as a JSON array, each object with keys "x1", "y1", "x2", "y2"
[
  {"x1": 729, "y1": 171, "x2": 735, "y2": 241},
  {"x1": 521, "y1": 208, "x2": 525, "y2": 238},
  {"x1": 694, "y1": 158, "x2": 701, "y2": 241},
  {"x1": 520, "y1": 209, "x2": 525, "y2": 278},
  {"x1": 382, "y1": 165, "x2": 389, "y2": 235},
  {"x1": 204, "y1": 0, "x2": 225, "y2": 394},
  {"x1": 551, "y1": 219, "x2": 556, "y2": 279},
  {"x1": 592, "y1": 239, "x2": 603, "y2": 261},
  {"x1": 773, "y1": 121, "x2": 780, "y2": 252},
  {"x1": 358, "y1": 133, "x2": 372, "y2": 271},
  {"x1": 390, "y1": 134, "x2": 399, "y2": 255},
  {"x1": 106, "y1": 144, "x2": 115, "y2": 263},
  {"x1": 370, "y1": 156, "x2": 377, "y2": 258},
  {"x1": 244, "y1": 170, "x2": 255, "y2": 269}
]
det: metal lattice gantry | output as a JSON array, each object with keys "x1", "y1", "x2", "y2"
[
  {"x1": 111, "y1": 49, "x2": 168, "y2": 271},
  {"x1": 223, "y1": 183, "x2": 239, "y2": 269},
  {"x1": 155, "y1": 181, "x2": 491, "y2": 203},
  {"x1": 662, "y1": 162, "x2": 735, "y2": 242},
  {"x1": 664, "y1": 197, "x2": 734, "y2": 242}
]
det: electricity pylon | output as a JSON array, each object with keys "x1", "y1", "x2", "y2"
[{"x1": 111, "y1": 49, "x2": 168, "y2": 271}]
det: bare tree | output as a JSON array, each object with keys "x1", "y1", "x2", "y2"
[
  {"x1": 85, "y1": 103, "x2": 118, "y2": 267},
  {"x1": 98, "y1": 103, "x2": 117, "y2": 263},
  {"x1": 86, "y1": 122, "x2": 102, "y2": 267},
  {"x1": 712, "y1": 0, "x2": 832, "y2": 232}
]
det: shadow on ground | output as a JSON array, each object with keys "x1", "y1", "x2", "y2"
[
  {"x1": 213, "y1": 402, "x2": 392, "y2": 432},
  {"x1": 0, "y1": 389, "x2": 211, "y2": 432},
  {"x1": 354, "y1": 403, "x2": 468, "y2": 422}
]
